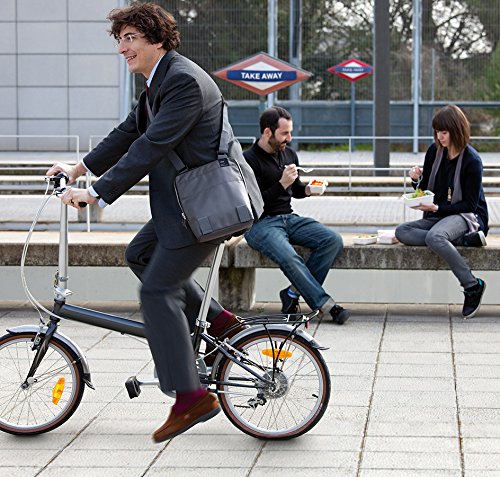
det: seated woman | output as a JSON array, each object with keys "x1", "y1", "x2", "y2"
[{"x1": 395, "y1": 104, "x2": 488, "y2": 319}]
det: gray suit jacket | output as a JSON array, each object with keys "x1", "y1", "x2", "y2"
[{"x1": 84, "y1": 50, "x2": 223, "y2": 249}]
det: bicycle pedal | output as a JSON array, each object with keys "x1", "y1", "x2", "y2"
[{"x1": 125, "y1": 376, "x2": 141, "y2": 399}]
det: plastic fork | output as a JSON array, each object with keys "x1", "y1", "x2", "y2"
[
  {"x1": 296, "y1": 167, "x2": 314, "y2": 173},
  {"x1": 410, "y1": 166, "x2": 422, "y2": 189}
]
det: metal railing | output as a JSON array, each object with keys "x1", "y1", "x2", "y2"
[{"x1": 1, "y1": 134, "x2": 499, "y2": 231}]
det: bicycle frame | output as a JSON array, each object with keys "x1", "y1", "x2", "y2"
[
  {"x1": 50, "y1": 174, "x2": 221, "y2": 342},
  {"x1": 12, "y1": 174, "x2": 315, "y2": 396},
  {"x1": 3, "y1": 174, "x2": 332, "y2": 439}
]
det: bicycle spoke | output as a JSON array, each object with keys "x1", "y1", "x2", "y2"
[
  {"x1": 217, "y1": 330, "x2": 329, "y2": 438},
  {"x1": 0, "y1": 334, "x2": 84, "y2": 434}
]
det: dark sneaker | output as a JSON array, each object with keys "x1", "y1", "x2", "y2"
[
  {"x1": 462, "y1": 278, "x2": 486, "y2": 319},
  {"x1": 330, "y1": 305, "x2": 350, "y2": 325},
  {"x1": 463, "y1": 231, "x2": 487, "y2": 247},
  {"x1": 279, "y1": 288, "x2": 299, "y2": 314}
]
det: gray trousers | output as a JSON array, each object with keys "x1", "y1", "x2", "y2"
[
  {"x1": 395, "y1": 215, "x2": 477, "y2": 289},
  {"x1": 125, "y1": 220, "x2": 222, "y2": 393},
  {"x1": 125, "y1": 220, "x2": 224, "y2": 330}
]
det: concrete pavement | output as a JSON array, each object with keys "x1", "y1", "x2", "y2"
[
  {"x1": 2, "y1": 148, "x2": 500, "y2": 232},
  {"x1": 3, "y1": 194, "x2": 500, "y2": 234},
  {"x1": 1, "y1": 301, "x2": 499, "y2": 476}
]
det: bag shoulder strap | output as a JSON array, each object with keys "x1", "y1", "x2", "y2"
[
  {"x1": 146, "y1": 89, "x2": 228, "y2": 172},
  {"x1": 218, "y1": 99, "x2": 230, "y2": 157}
]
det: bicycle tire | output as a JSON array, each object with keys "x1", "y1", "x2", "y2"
[
  {"x1": 215, "y1": 328, "x2": 330, "y2": 439},
  {"x1": 0, "y1": 332, "x2": 85, "y2": 435}
]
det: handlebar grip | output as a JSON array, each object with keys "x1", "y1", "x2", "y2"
[{"x1": 79, "y1": 202, "x2": 87, "y2": 208}]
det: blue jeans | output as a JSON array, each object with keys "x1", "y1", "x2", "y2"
[{"x1": 245, "y1": 214, "x2": 343, "y2": 310}]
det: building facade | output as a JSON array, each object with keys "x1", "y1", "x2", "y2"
[{"x1": 1, "y1": 0, "x2": 124, "y2": 151}]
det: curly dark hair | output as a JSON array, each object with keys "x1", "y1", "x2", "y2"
[{"x1": 107, "y1": 1, "x2": 180, "y2": 51}]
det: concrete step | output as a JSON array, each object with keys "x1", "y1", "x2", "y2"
[
  {"x1": 3, "y1": 175, "x2": 500, "y2": 196},
  {"x1": 3, "y1": 162, "x2": 500, "y2": 177},
  {"x1": 1, "y1": 195, "x2": 500, "y2": 233}
]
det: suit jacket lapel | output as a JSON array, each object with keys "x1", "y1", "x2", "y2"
[
  {"x1": 137, "y1": 50, "x2": 178, "y2": 132},
  {"x1": 148, "y1": 49, "x2": 178, "y2": 108}
]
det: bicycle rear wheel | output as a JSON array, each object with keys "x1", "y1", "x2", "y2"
[
  {"x1": 0, "y1": 332, "x2": 85, "y2": 435},
  {"x1": 215, "y1": 329, "x2": 330, "y2": 439}
]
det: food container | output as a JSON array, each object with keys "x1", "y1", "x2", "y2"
[
  {"x1": 307, "y1": 178, "x2": 328, "y2": 194},
  {"x1": 377, "y1": 229, "x2": 398, "y2": 245},
  {"x1": 402, "y1": 190, "x2": 435, "y2": 208},
  {"x1": 353, "y1": 234, "x2": 377, "y2": 245}
]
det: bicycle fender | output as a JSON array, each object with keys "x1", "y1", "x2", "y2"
[
  {"x1": 233, "y1": 324, "x2": 326, "y2": 349},
  {"x1": 210, "y1": 323, "x2": 327, "y2": 376},
  {"x1": 6, "y1": 325, "x2": 94, "y2": 389}
]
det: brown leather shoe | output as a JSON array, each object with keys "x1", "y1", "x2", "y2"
[
  {"x1": 152, "y1": 392, "x2": 220, "y2": 443},
  {"x1": 204, "y1": 314, "x2": 245, "y2": 366}
]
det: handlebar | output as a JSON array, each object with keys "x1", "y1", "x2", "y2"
[{"x1": 47, "y1": 172, "x2": 87, "y2": 208}]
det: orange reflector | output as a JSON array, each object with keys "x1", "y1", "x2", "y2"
[
  {"x1": 52, "y1": 377, "x2": 65, "y2": 405},
  {"x1": 262, "y1": 349, "x2": 293, "y2": 359}
]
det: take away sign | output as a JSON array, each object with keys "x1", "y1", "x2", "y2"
[
  {"x1": 328, "y1": 58, "x2": 373, "y2": 82},
  {"x1": 214, "y1": 52, "x2": 312, "y2": 96}
]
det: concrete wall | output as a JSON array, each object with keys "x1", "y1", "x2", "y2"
[
  {"x1": 0, "y1": 0, "x2": 122, "y2": 151},
  {"x1": 1, "y1": 266, "x2": 498, "y2": 306}
]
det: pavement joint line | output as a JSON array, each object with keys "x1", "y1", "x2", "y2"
[
  {"x1": 355, "y1": 304, "x2": 388, "y2": 477},
  {"x1": 33, "y1": 323, "x2": 154, "y2": 476},
  {"x1": 78, "y1": 326, "x2": 114, "y2": 353},
  {"x1": 449, "y1": 304, "x2": 466, "y2": 477},
  {"x1": 246, "y1": 440, "x2": 266, "y2": 476},
  {"x1": 141, "y1": 439, "x2": 173, "y2": 477},
  {"x1": 33, "y1": 412, "x2": 101, "y2": 477},
  {"x1": 1, "y1": 303, "x2": 499, "y2": 472}
]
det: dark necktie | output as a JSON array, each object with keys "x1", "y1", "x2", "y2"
[{"x1": 145, "y1": 85, "x2": 150, "y2": 123}]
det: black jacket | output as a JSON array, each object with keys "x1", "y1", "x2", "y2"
[
  {"x1": 243, "y1": 142, "x2": 307, "y2": 217},
  {"x1": 418, "y1": 143, "x2": 489, "y2": 234},
  {"x1": 83, "y1": 51, "x2": 223, "y2": 249}
]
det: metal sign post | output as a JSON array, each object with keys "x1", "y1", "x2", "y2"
[{"x1": 328, "y1": 59, "x2": 373, "y2": 151}]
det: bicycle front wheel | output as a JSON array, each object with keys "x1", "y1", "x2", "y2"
[
  {"x1": 0, "y1": 332, "x2": 85, "y2": 435},
  {"x1": 215, "y1": 329, "x2": 330, "y2": 439}
]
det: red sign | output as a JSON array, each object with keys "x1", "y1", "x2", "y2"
[
  {"x1": 214, "y1": 52, "x2": 312, "y2": 96},
  {"x1": 329, "y1": 59, "x2": 373, "y2": 82}
]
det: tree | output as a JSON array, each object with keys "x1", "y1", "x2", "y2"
[{"x1": 135, "y1": 0, "x2": 499, "y2": 102}]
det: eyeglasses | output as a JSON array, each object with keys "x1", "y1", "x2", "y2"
[{"x1": 113, "y1": 32, "x2": 144, "y2": 48}]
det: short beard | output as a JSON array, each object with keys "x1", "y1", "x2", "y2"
[{"x1": 268, "y1": 135, "x2": 288, "y2": 154}]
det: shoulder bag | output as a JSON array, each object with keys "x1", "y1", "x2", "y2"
[{"x1": 147, "y1": 97, "x2": 262, "y2": 242}]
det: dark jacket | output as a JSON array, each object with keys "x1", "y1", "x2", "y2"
[
  {"x1": 418, "y1": 143, "x2": 489, "y2": 234},
  {"x1": 243, "y1": 142, "x2": 307, "y2": 217},
  {"x1": 83, "y1": 50, "x2": 223, "y2": 249}
]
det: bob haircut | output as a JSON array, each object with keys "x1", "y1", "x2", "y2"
[
  {"x1": 432, "y1": 104, "x2": 470, "y2": 152},
  {"x1": 108, "y1": 1, "x2": 180, "y2": 52}
]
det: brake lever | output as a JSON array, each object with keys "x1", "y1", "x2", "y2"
[{"x1": 47, "y1": 173, "x2": 87, "y2": 208}]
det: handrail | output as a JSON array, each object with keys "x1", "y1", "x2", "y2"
[
  {"x1": 0, "y1": 135, "x2": 80, "y2": 165},
  {"x1": 288, "y1": 135, "x2": 500, "y2": 140},
  {"x1": 1, "y1": 133, "x2": 499, "y2": 231}
]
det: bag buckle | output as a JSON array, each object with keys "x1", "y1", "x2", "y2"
[{"x1": 217, "y1": 153, "x2": 229, "y2": 167}]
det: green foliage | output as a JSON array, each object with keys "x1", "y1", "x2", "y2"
[
  {"x1": 480, "y1": 45, "x2": 500, "y2": 102},
  {"x1": 136, "y1": 1, "x2": 499, "y2": 103}
]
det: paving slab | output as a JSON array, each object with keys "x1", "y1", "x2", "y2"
[{"x1": 0, "y1": 302, "x2": 499, "y2": 476}]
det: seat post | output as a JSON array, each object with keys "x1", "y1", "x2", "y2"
[{"x1": 192, "y1": 242, "x2": 225, "y2": 346}]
